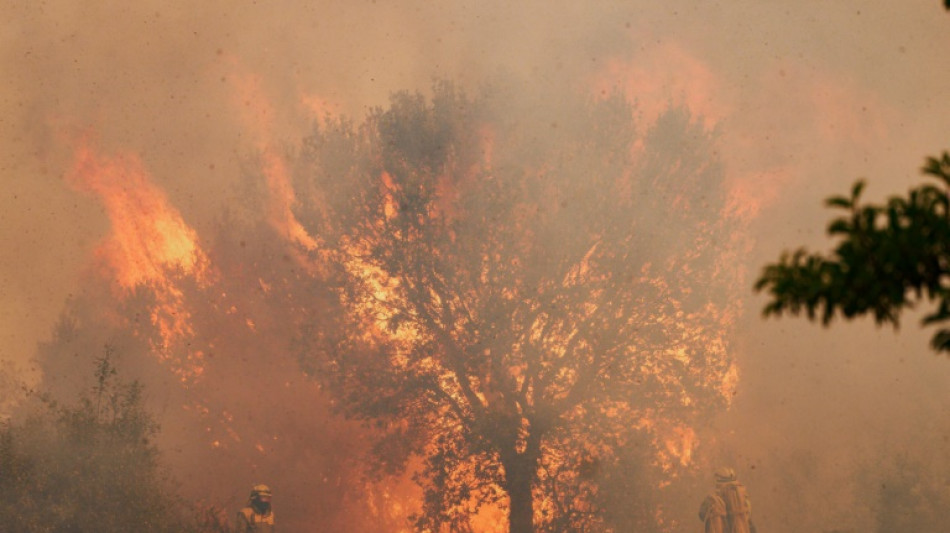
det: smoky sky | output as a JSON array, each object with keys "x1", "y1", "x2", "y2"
[{"x1": 4, "y1": 1, "x2": 950, "y2": 531}]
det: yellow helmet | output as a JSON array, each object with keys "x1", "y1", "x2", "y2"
[
  {"x1": 251, "y1": 484, "x2": 272, "y2": 499},
  {"x1": 714, "y1": 467, "x2": 736, "y2": 482}
]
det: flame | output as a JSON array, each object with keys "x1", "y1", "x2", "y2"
[
  {"x1": 592, "y1": 45, "x2": 756, "y2": 454},
  {"x1": 362, "y1": 474, "x2": 422, "y2": 533},
  {"x1": 470, "y1": 505, "x2": 508, "y2": 533},
  {"x1": 345, "y1": 163, "x2": 743, "y2": 530},
  {"x1": 229, "y1": 64, "x2": 319, "y2": 252},
  {"x1": 67, "y1": 142, "x2": 209, "y2": 290},
  {"x1": 592, "y1": 43, "x2": 808, "y2": 228},
  {"x1": 60, "y1": 58, "x2": 753, "y2": 529},
  {"x1": 663, "y1": 425, "x2": 696, "y2": 468},
  {"x1": 724, "y1": 168, "x2": 793, "y2": 222},
  {"x1": 67, "y1": 141, "x2": 211, "y2": 382}
]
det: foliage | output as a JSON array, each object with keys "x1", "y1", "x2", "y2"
[
  {"x1": 756, "y1": 152, "x2": 950, "y2": 352},
  {"x1": 293, "y1": 79, "x2": 740, "y2": 531},
  {"x1": 0, "y1": 349, "x2": 201, "y2": 532}
]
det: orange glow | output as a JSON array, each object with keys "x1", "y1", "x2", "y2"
[
  {"x1": 340, "y1": 241, "x2": 411, "y2": 343},
  {"x1": 470, "y1": 504, "x2": 508, "y2": 533},
  {"x1": 591, "y1": 43, "x2": 728, "y2": 126},
  {"x1": 358, "y1": 462, "x2": 426, "y2": 533},
  {"x1": 591, "y1": 44, "x2": 805, "y2": 230},
  {"x1": 725, "y1": 168, "x2": 793, "y2": 222},
  {"x1": 67, "y1": 143, "x2": 209, "y2": 291},
  {"x1": 230, "y1": 65, "x2": 319, "y2": 252},
  {"x1": 380, "y1": 171, "x2": 400, "y2": 221},
  {"x1": 344, "y1": 176, "x2": 742, "y2": 531},
  {"x1": 300, "y1": 92, "x2": 342, "y2": 125},
  {"x1": 67, "y1": 141, "x2": 211, "y2": 382},
  {"x1": 592, "y1": 53, "x2": 754, "y2": 479},
  {"x1": 663, "y1": 425, "x2": 696, "y2": 468},
  {"x1": 61, "y1": 63, "x2": 750, "y2": 530}
]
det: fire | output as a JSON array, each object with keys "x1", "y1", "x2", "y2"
[
  {"x1": 229, "y1": 64, "x2": 319, "y2": 252},
  {"x1": 67, "y1": 142, "x2": 209, "y2": 290},
  {"x1": 592, "y1": 43, "x2": 798, "y2": 229},
  {"x1": 67, "y1": 141, "x2": 211, "y2": 382},
  {"x1": 336, "y1": 153, "x2": 743, "y2": 532},
  {"x1": 260, "y1": 147, "x2": 319, "y2": 252},
  {"x1": 51, "y1": 66, "x2": 753, "y2": 531},
  {"x1": 663, "y1": 425, "x2": 696, "y2": 469}
]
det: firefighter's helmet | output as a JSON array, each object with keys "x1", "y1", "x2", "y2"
[
  {"x1": 714, "y1": 467, "x2": 736, "y2": 483},
  {"x1": 251, "y1": 484, "x2": 272, "y2": 500}
]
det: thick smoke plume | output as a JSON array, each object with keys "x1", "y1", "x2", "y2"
[{"x1": 4, "y1": 2, "x2": 950, "y2": 532}]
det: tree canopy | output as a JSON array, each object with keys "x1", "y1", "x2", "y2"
[
  {"x1": 0, "y1": 350, "x2": 212, "y2": 532},
  {"x1": 293, "y1": 80, "x2": 742, "y2": 532},
  {"x1": 756, "y1": 152, "x2": 950, "y2": 352}
]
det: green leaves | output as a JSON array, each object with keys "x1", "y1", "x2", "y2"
[
  {"x1": 757, "y1": 152, "x2": 950, "y2": 353},
  {"x1": 922, "y1": 151, "x2": 950, "y2": 187},
  {"x1": 0, "y1": 354, "x2": 191, "y2": 532},
  {"x1": 825, "y1": 179, "x2": 865, "y2": 210}
]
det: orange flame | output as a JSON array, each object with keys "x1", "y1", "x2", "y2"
[
  {"x1": 68, "y1": 143, "x2": 208, "y2": 290},
  {"x1": 591, "y1": 43, "x2": 795, "y2": 227},
  {"x1": 229, "y1": 65, "x2": 319, "y2": 252},
  {"x1": 67, "y1": 141, "x2": 211, "y2": 381}
]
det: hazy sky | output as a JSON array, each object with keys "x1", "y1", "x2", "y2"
[
  {"x1": 3, "y1": 2, "x2": 950, "y2": 530},
  {"x1": 3, "y1": 1, "x2": 947, "y2": 371}
]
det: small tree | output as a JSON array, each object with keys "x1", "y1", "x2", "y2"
[
  {"x1": 0, "y1": 349, "x2": 195, "y2": 532},
  {"x1": 756, "y1": 153, "x2": 950, "y2": 353}
]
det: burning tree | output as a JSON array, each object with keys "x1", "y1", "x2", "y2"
[
  {"x1": 293, "y1": 80, "x2": 741, "y2": 532},
  {"x1": 31, "y1": 140, "x2": 391, "y2": 531}
]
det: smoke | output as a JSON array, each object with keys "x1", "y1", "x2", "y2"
[{"x1": 4, "y1": 1, "x2": 950, "y2": 531}]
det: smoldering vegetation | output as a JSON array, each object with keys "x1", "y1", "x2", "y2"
[
  {"x1": 0, "y1": 75, "x2": 942, "y2": 533},
  {"x1": 11, "y1": 214, "x2": 396, "y2": 531},
  {"x1": 5, "y1": 2, "x2": 950, "y2": 533},
  {"x1": 10, "y1": 77, "x2": 744, "y2": 531}
]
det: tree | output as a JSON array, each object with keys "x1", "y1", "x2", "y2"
[
  {"x1": 30, "y1": 215, "x2": 402, "y2": 532},
  {"x1": 756, "y1": 153, "x2": 950, "y2": 353},
  {"x1": 294, "y1": 80, "x2": 741, "y2": 532},
  {"x1": 0, "y1": 349, "x2": 195, "y2": 532}
]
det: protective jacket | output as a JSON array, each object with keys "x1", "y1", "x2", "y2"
[
  {"x1": 699, "y1": 480, "x2": 752, "y2": 533},
  {"x1": 698, "y1": 491, "x2": 726, "y2": 533},
  {"x1": 236, "y1": 505, "x2": 275, "y2": 533}
]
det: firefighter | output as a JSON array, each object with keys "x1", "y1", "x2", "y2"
[
  {"x1": 698, "y1": 467, "x2": 756, "y2": 533},
  {"x1": 236, "y1": 484, "x2": 275, "y2": 532}
]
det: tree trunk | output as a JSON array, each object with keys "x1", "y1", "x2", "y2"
[{"x1": 502, "y1": 450, "x2": 538, "y2": 533}]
